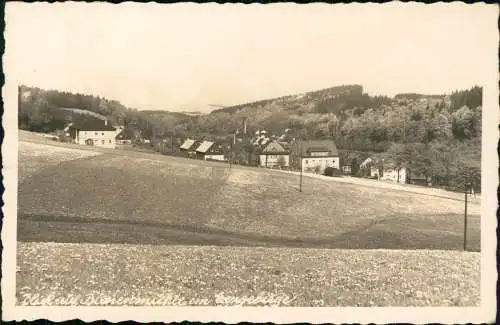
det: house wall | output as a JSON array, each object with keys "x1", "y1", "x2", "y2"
[
  {"x1": 205, "y1": 154, "x2": 225, "y2": 161},
  {"x1": 77, "y1": 130, "x2": 116, "y2": 149},
  {"x1": 301, "y1": 156, "x2": 339, "y2": 173},
  {"x1": 381, "y1": 167, "x2": 407, "y2": 184},
  {"x1": 370, "y1": 167, "x2": 380, "y2": 178},
  {"x1": 259, "y1": 154, "x2": 290, "y2": 168}
]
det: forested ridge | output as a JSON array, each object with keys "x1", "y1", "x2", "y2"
[{"x1": 18, "y1": 84, "x2": 482, "y2": 191}]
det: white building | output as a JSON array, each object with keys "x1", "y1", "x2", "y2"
[
  {"x1": 380, "y1": 167, "x2": 407, "y2": 184},
  {"x1": 259, "y1": 141, "x2": 290, "y2": 168},
  {"x1": 370, "y1": 167, "x2": 380, "y2": 179},
  {"x1": 72, "y1": 119, "x2": 117, "y2": 149}
]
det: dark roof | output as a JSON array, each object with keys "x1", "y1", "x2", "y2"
[
  {"x1": 116, "y1": 128, "x2": 134, "y2": 139},
  {"x1": 292, "y1": 140, "x2": 339, "y2": 157},
  {"x1": 189, "y1": 139, "x2": 203, "y2": 151},
  {"x1": 208, "y1": 143, "x2": 225, "y2": 154},
  {"x1": 73, "y1": 119, "x2": 116, "y2": 131}
]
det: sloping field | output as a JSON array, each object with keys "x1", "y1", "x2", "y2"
[
  {"x1": 15, "y1": 136, "x2": 482, "y2": 307},
  {"x1": 17, "y1": 242, "x2": 480, "y2": 307},
  {"x1": 17, "y1": 138, "x2": 481, "y2": 251},
  {"x1": 18, "y1": 141, "x2": 101, "y2": 182}
]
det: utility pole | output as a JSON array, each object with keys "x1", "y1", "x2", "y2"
[
  {"x1": 299, "y1": 139, "x2": 303, "y2": 192},
  {"x1": 228, "y1": 132, "x2": 234, "y2": 169},
  {"x1": 464, "y1": 180, "x2": 469, "y2": 251}
]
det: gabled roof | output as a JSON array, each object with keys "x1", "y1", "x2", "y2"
[
  {"x1": 180, "y1": 138, "x2": 195, "y2": 150},
  {"x1": 360, "y1": 157, "x2": 374, "y2": 168},
  {"x1": 278, "y1": 142, "x2": 291, "y2": 151},
  {"x1": 261, "y1": 140, "x2": 289, "y2": 154},
  {"x1": 196, "y1": 141, "x2": 214, "y2": 153},
  {"x1": 64, "y1": 123, "x2": 73, "y2": 132},
  {"x1": 73, "y1": 119, "x2": 116, "y2": 131}
]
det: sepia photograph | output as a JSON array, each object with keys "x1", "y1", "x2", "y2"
[{"x1": 2, "y1": 2, "x2": 498, "y2": 323}]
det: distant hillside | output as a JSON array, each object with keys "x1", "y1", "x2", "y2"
[
  {"x1": 140, "y1": 110, "x2": 190, "y2": 119},
  {"x1": 211, "y1": 84, "x2": 366, "y2": 115},
  {"x1": 18, "y1": 85, "x2": 192, "y2": 139},
  {"x1": 394, "y1": 93, "x2": 446, "y2": 101}
]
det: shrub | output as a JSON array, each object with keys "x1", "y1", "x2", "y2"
[{"x1": 324, "y1": 167, "x2": 342, "y2": 177}]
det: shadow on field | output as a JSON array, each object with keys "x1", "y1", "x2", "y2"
[{"x1": 18, "y1": 213, "x2": 480, "y2": 252}]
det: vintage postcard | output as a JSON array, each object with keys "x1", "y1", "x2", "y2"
[{"x1": 2, "y1": 2, "x2": 498, "y2": 323}]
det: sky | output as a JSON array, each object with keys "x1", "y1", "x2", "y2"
[{"x1": 5, "y1": 3, "x2": 498, "y2": 112}]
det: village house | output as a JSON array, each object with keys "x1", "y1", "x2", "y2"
[
  {"x1": 380, "y1": 166, "x2": 407, "y2": 184},
  {"x1": 195, "y1": 141, "x2": 225, "y2": 161},
  {"x1": 360, "y1": 157, "x2": 381, "y2": 178},
  {"x1": 259, "y1": 140, "x2": 290, "y2": 168},
  {"x1": 179, "y1": 138, "x2": 203, "y2": 157},
  {"x1": 370, "y1": 166, "x2": 381, "y2": 179},
  {"x1": 68, "y1": 119, "x2": 117, "y2": 149},
  {"x1": 116, "y1": 128, "x2": 133, "y2": 145},
  {"x1": 379, "y1": 161, "x2": 428, "y2": 185},
  {"x1": 291, "y1": 140, "x2": 340, "y2": 174}
]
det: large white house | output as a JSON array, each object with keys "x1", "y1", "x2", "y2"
[
  {"x1": 259, "y1": 141, "x2": 290, "y2": 168},
  {"x1": 69, "y1": 119, "x2": 117, "y2": 149},
  {"x1": 291, "y1": 140, "x2": 340, "y2": 174}
]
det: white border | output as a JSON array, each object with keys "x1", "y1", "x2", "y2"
[{"x1": 2, "y1": 2, "x2": 498, "y2": 323}]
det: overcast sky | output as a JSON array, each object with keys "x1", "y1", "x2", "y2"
[{"x1": 5, "y1": 3, "x2": 497, "y2": 112}]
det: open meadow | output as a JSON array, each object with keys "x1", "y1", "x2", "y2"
[{"x1": 16, "y1": 132, "x2": 481, "y2": 306}]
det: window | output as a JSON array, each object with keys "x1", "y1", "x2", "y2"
[
  {"x1": 102, "y1": 140, "x2": 105, "y2": 144},
  {"x1": 84, "y1": 131, "x2": 87, "y2": 135},
  {"x1": 102, "y1": 132, "x2": 105, "y2": 136},
  {"x1": 109, "y1": 140, "x2": 112, "y2": 143},
  {"x1": 305, "y1": 160, "x2": 308, "y2": 164},
  {"x1": 95, "y1": 132, "x2": 98, "y2": 136}
]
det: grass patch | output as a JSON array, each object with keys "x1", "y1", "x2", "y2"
[
  {"x1": 16, "y1": 242, "x2": 480, "y2": 307},
  {"x1": 18, "y1": 139, "x2": 481, "y2": 251}
]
